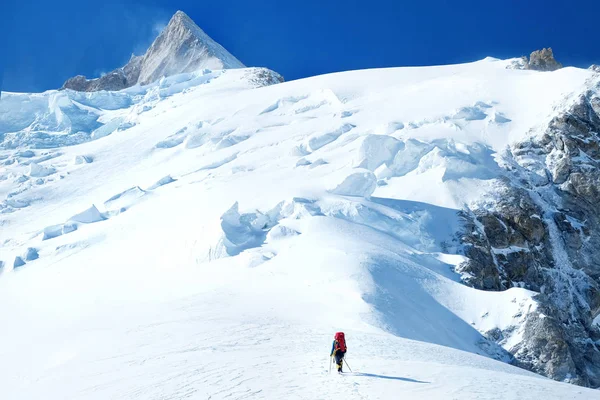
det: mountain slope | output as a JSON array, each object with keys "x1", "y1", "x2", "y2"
[
  {"x1": 137, "y1": 10, "x2": 244, "y2": 85},
  {"x1": 61, "y1": 11, "x2": 244, "y2": 92},
  {"x1": 1, "y1": 59, "x2": 600, "y2": 398}
]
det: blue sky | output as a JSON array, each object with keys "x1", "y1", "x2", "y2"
[{"x1": 2, "y1": 0, "x2": 600, "y2": 93}]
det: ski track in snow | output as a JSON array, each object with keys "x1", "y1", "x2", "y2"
[{"x1": 0, "y1": 59, "x2": 599, "y2": 399}]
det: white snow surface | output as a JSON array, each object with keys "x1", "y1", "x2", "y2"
[{"x1": 1, "y1": 58, "x2": 598, "y2": 399}]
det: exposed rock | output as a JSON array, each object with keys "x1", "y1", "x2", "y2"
[
  {"x1": 63, "y1": 55, "x2": 142, "y2": 92},
  {"x1": 590, "y1": 65, "x2": 600, "y2": 73},
  {"x1": 62, "y1": 11, "x2": 246, "y2": 92},
  {"x1": 459, "y1": 79, "x2": 600, "y2": 387},
  {"x1": 244, "y1": 68, "x2": 285, "y2": 87},
  {"x1": 515, "y1": 307, "x2": 579, "y2": 383},
  {"x1": 459, "y1": 184, "x2": 549, "y2": 292},
  {"x1": 506, "y1": 48, "x2": 563, "y2": 72},
  {"x1": 528, "y1": 48, "x2": 563, "y2": 71},
  {"x1": 507, "y1": 56, "x2": 528, "y2": 70}
]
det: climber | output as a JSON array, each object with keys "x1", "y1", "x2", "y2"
[{"x1": 330, "y1": 332, "x2": 347, "y2": 373}]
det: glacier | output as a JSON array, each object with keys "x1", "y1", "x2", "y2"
[{"x1": 1, "y1": 56, "x2": 600, "y2": 399}]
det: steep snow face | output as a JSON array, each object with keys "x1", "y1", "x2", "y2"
[
  {"x1": 62, "y1": 11, "x2": 245, "y2": 91},
  {"x1": 1, "y1": 59, "x2": 599, "y2": 398}
]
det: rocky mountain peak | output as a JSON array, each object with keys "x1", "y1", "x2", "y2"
[
  {"x1": 170, "y1": 10, "x2": 199, "y2": 30},
  {"x1": 62, "y1": 10, "x2": 244, "y2": 92},
  {"x1": 136, "y1": 10, "x2": 244, "y2": 86},
  {"x1": 507, "y1": 47, "x2": 563, "y2": 71}
]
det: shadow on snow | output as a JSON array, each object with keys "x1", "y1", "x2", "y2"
[{"x1": 349, "y1": 372, "x2": 429, "y2": 384}]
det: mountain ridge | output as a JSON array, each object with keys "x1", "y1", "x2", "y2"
[{"x1": 62, "y1": 10, "x2": 244, "y2": 92}]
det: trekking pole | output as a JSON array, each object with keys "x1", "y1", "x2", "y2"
[
  {"x1": 329, "y1": 357, "x2": 332, "y2": 373},
  {"x1": 343, "y1": 358, "x2": 353, "y2": 373}
]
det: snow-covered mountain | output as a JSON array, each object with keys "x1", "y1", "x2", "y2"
[
  {"x1": 62, "y1": 11, "x2": 245, "y2": 92},
  {"x1": 2, "y1": 34, "x2": 600, "y2": 398}
]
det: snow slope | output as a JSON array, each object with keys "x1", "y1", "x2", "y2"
[{"x1": 1, "y1": 58, "x2": 599, "y2": 399}]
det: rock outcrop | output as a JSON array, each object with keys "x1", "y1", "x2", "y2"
[
  {"x1": 507, "y1": 48, "x2": 563, "y2": 71},
  {"x1": 63, "y1": 55, "x2": 142, "y2": 92},
  {"x1": 459, "y1": 76, "x2": 600, "y2": 387},
  {"x1": 62, "y1": 11, "x2": 245, "y2": 92},
  {"x1": 528, "y1": 48, "x2": 563, "y2": 71}
]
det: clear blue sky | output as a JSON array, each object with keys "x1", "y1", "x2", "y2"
[{"x1": 2, "y1": 0, "x2": 600, "y2": 93}]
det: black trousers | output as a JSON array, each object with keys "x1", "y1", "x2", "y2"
[{"x1": 334, "y1": 350, "x2": 346, "y2": 366}]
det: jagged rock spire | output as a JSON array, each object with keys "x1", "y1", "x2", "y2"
[{"x1": 507, "y1": 48, "x2": 563, "y2": 72}]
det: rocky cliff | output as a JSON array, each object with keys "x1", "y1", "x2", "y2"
[
  {"x1": 459, "y1": 73, "x2": 600, "y2": 387},
  {"x1": 508, "y1": 48, "x2": 563, "y2": 71}
]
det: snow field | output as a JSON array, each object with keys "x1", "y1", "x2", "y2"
[{"x1": 1, "y1": 58, "x2": 599, "y2": 398}]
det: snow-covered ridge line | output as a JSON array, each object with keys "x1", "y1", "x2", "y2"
[{"x1": 0, "y1": 68, "x2": 281, "y2": 150}]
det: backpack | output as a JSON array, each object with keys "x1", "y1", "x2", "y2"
[{"x1": 334, "y1": 332, "x2": 347, "y2": 352}]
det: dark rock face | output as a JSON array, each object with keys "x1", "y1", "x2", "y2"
[
  {"x1": 459, "y1": 185, "x2": 550, "y2": 292},
  {"x1": 62, "y1": 11, "x2": 246, "y2": 92},
  {"x1": 62, "y1": 56, "x2": 141, "y2": 91},
  {"x1": 528, "y1": 48, "x2": 563, "y2": 71},
  {"x1": 459, "y1": 78, "x2": 600, "y2": 387},
  {"x1": 507, "y1": 48, "x2": 563, "y2": 72}
]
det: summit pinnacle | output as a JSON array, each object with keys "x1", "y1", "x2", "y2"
[{"x1": 62, "y1": 10, "x2": 244, "y2": 92}]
